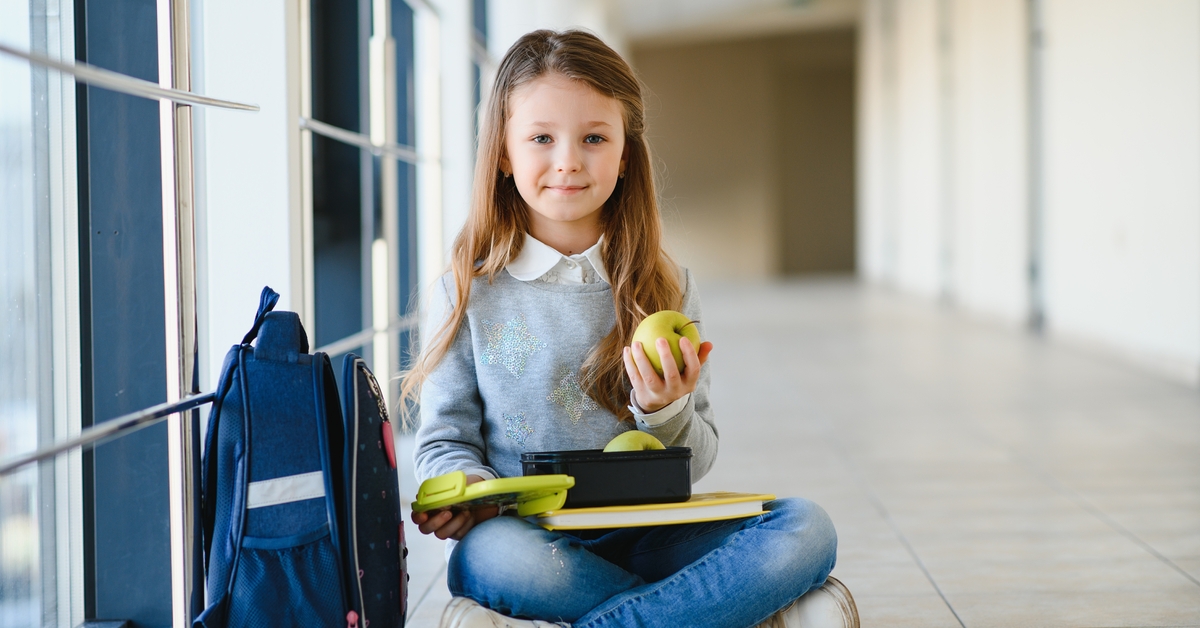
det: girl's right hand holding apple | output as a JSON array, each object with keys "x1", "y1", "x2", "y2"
[
  {"x1": 410, "y1": 474, "x2": 500, "y2": 540},
  {"x1": 624, "y1": 336, "x2": 713, "y2": 413}
]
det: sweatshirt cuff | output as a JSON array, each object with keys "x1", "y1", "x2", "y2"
[
  {"x1": 461, "y1": 468, "x2": 497, "y2": 482},
  {"x1": 628, "y1": 391, "x2": 690, "y2": 427}
]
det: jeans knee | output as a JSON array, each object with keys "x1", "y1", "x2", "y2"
[
  {"x1": 769, "y1": 497, "x2": 838, "y2": 569},
  {"x1": 448, "y1": 516, "x2": 536, "y2": 590},
  {"x1": 447, "y1": 516, "x2": 579, "y2": 604}
]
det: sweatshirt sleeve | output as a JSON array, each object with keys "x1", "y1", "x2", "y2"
[
  {"x1": 637, "y1": 269, "x2": 720, "y2": 482},
  {"x1": 413, "y1": 276, "x2": 498, "y2": 483}
]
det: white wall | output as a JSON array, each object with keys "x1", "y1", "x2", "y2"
[
  {"x1": 1041, "y1": 0, "x2": 1200, "y2": 379},
  {"x1": 859, "y1": 0, "x2": 1033, "y2": 316},
  {"x1": 856, "y1": 0, "x2": 891, "y2": 281},
  {"x1": 858, "y1": 0, "x2": 956, "y2": 296},
  {"x1": 194, "y1": 0, "x2": 299, "y2": 390},
  {"x1": 949, "y1": 0, "x2": 1029, "y2": 321},
  {"x1": 857, "y1": 0, "x2": 1200, "y2": 382},
  {"x1": 892, "y1": 0, "x2": 944, "y2": 296}
]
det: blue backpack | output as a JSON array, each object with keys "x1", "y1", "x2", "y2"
[{"x1": 197, "y1": 287, "x2": 407, "y2": 628}]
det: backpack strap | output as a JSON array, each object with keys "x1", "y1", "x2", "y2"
[
  {"x1": 313, "y1": 352, "x2": 348, "y2": 580},
  {"x1": 200, "y1": 346, "x2": 243, "y2": 571},
  {"x1": 241, "y1": 286, "x2": 281, "y2": 346},
  {"x1": 226, "y1": 349, "x2": 255, "y2": 596}
]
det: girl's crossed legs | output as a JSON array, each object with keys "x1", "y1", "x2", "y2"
[{"x1": 447, "y1": 498, "x2": 837, "y2": 628}]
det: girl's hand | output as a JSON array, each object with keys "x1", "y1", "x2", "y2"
[
  {"x1": 624, "y1": 336, "x2": 713, "y2": 414},
  {"x1": 409, "y1": 475, "x2": 500, "y2": 540}
]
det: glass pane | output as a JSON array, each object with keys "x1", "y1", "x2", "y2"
[
  {"x1": 0, "y1": 1, "x2": 45, "y2": 624},
  {"x1": 393, "y1": 0, "x2": 417, "y2": 386},
  {"x1": 0, "y1": 0, "x2": 74, "y2": 623},
  {"x1": 311, "y1": 0, "x2": 367, "y2": 356},
  {"x1": 312, "y1": 134, "x2": 365, "y2": 349}
]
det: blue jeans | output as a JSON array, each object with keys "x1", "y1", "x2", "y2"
[{"x1": 447, "y1": 498, "x2": 837, "y2": 628}]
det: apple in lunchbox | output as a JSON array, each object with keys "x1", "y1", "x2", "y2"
[
  {"x1": 632, "y1": 310, "x2": 701, "y2": 375},
  {"x1": 603, "y1": 430, "x2": 666, "y2": 452}
]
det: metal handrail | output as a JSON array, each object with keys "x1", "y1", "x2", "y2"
[
  {"x1": 300, "y1": 116, "x2": 422, "y2": 164},
  {"x1": 0, "y1": 392, "x2": 216, "y2": 477},
  {"x1": 0, "y1": 313, "x2": 419, "y2": 478},
  {"x1": 314, "y1": 315, "x2": 420, "y2": 357},
  {"x1": 0, "y1": 42, "x2": 259, "y2": 111}
]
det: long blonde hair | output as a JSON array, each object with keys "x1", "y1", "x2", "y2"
[{"x1": 401, "y1": 29, "x2": 682, "y2": 423}]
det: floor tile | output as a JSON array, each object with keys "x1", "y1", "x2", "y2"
[
  {"x1": 1137, "y1": 530, "x2": 1200, "y2": 562},
  {"x1": 890, "y1": 507, "x2": 1115, "y2": 539},
  {"x1": 830, "y1": 557, "x2": 939, "y2": 597},
  {"x1": 904, "y1": 528, "x2": 1151, "y2": 563},
  {"x1": 926, "y1": 555, "x2": 1199, "y2": 596},
  {"x1": 1176, "y1": 558, "x2": 1200, "y2": 583},
  {"x1": 407, "y1": 578, "x2": 452, "y2": 627},
  {"x1": 949, "y1": 587, "x2": 1200, "y2": 627},
  {"x1": 853, "y1": 593, "x2": 963, "y2": 627}
]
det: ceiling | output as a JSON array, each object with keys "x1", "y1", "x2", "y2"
[{"x1": 616, "y1": 0, "x2": 860, "y2": 48}]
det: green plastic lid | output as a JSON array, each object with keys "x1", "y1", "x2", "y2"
[{"x1": 413, "y1": 470, "x2": 575, "y2": 517}]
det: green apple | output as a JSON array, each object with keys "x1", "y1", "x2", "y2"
[
  {"x1": 632, "y1": 310, "x2": 701, "y2": 375},
  {"x1": 603, "y1": 430, "x2": 666, "y2": 452}
]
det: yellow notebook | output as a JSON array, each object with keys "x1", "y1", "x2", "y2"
[{"x1": 534, "y1": 492, "x2": 775, "y2": 530}]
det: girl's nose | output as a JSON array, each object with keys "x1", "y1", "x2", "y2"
[{"x1": 554, "y1": 145, "x2": 582, "y2": 173}]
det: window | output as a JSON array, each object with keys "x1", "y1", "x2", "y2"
[
  {"x1": 304, "y1": 0, "x2": 421, "y2": 400},
  {"x1": 0, "y1": 0, "x2": 481, "y2": 624},
  {"x1": 0, "y1": 0, "x2": 79, "y2": 624}
]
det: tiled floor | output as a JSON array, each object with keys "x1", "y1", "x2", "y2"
[{"x1": 399, "y1": 278, "x2": 1200, "y2": 627}]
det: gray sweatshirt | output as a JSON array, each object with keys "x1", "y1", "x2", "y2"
[{"x1": 413, "y1": 268, "x2": 718, "y2": 484}]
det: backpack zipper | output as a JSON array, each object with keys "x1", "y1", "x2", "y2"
[{"x1": 350, "y1": 372, "x2": 367, "y2": 625}]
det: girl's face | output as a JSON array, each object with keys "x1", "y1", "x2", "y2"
[{"x1": 504, "y1": 74, "x2": 626, "y2": 246}]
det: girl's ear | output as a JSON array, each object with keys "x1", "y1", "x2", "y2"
[{"x1": 500, "y1": 155, "x2": 512, "y2": 177}]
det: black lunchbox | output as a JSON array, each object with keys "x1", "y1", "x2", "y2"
[{"x1": 520, "y1": 447, "x2": 692, "y2": 508}]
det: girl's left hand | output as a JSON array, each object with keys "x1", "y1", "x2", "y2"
[
  {"x1": 624, "y1": 336, "x2": 713, "y2": 414},
  {"x1": 410, "y1": 475, "x2": 500, "y2": 540}
]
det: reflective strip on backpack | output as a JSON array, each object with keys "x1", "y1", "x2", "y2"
[{"x1": 246, "y1": 471, "x2": 326, "y2": 508}]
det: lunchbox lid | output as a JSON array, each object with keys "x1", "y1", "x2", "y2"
[{"x1": 520, "y1": 446, "x2": 692, "y2": 464}]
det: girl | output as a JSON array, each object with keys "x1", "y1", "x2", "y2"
[{"x1": 405, "y1": 29, "x2": 854, "y2": 628}]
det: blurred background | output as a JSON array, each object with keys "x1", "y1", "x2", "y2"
[{"x1": 1, "y1": 0, "x2": 1198, "y2": 625}]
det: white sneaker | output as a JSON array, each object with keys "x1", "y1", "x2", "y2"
[
  {"x1": 756, "y1": 576, "x2": 860, "y2": 628},
  {"x1": 438, "y1": 596, "x2": 570, "y2": 628}
]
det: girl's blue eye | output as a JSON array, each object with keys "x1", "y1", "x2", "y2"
[
  {"x1": 533, "y1": 135, "x2": 551, "y2": 144},
  {"x1": 584, "y1": 135, "x2": 605, "y2": 144}
]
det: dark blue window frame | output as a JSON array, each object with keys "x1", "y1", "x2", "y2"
[
  {"x1": 311, "y1": 0, "x2": 367, "y2": 355},
  {"x1": 75, "y1": 0, "x2": 173, "y2": 624},
  {"x1": 394, "y1": 0, "x2": 417, "y2": 370}
]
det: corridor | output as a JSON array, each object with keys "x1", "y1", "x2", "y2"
[{"x1": 401, "y1": 279, "x2": 1200, "y2": 626}]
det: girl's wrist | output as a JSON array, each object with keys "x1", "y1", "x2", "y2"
[
  {"x1": 630, "y1": 391, "x2": 692, "y2": 422},
  {"x1": 630, "y1": 390, "x2": 665, "y2": 413}
]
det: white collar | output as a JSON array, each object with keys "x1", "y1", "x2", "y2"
[{"x1": 506, "y1": 233, "x2": 610, "y2": 284}]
